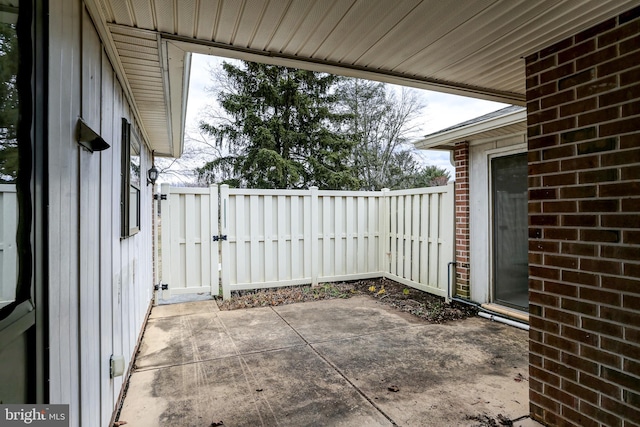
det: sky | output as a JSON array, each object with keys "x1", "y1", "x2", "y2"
[{"x1": 179, "y1": 53, "x2": 510, "y2": 180}]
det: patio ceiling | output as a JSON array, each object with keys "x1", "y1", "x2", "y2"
[{"x1": 86, "y1": 0, "x2": 636, "y2": 157}]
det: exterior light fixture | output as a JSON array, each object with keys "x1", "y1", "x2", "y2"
[{"x1": 147, "y1": 165, "x2": 159, "y2": 186}]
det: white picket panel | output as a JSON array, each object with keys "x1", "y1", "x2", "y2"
[
  {"x1": 160, "y1": 184, "x2": 219, "y2": 296},
  {"x1": 0, "y1": 184, "x2": 18, "y2": 307},
  {"x1": 382, "y1": 183, "x2": 455, "y2": 298},
  {"x1": 162, "y1": 183, "x2": 454, "y2": 300}
]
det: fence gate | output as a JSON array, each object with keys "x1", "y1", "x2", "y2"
[
  {"x1": 159, "y1": 184, "x2": 219, "y2": 296},
  {"x1": 159, "y1": 183, "x2": 454, "y2": 300}
]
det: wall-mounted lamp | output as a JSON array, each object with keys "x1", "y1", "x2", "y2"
[
  {"x1": 147, "y1": 166, "x2": 159, "y2": 186},
  {"x1": 76, "y1": 117, "x2": 110, "y2": 153}
]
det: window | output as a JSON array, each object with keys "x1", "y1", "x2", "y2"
[{"x1": 121, "y1": 118, "x2": 140, "y2": 237}]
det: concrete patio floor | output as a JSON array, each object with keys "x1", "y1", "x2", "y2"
[{"x1": 117, "y1": 296, "x2": 541, "y2": 426}]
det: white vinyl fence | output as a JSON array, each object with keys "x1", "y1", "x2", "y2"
[
  {"x1": 0, "y1": 184, "x2": 18, "y2": 307},
  {"x1": 160, "y1": 183, "x2": 454, "y2": 300}
]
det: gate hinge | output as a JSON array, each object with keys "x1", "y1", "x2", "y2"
[
  {"x1": 154, "y1": 194, "x2": 167, "y2": 200},
  {"x1": 213, "y1": 234, "x2": 228, "y2": 242},
  {"x1": 154, "y1": 283, "x2": 169, "y2": 291}
]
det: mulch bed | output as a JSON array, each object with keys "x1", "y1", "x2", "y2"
[{"x1": 215, "y1": 277, "x2": 478, "y2": 323}]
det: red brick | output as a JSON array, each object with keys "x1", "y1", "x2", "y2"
[
  {"x1": 559, "y1": 97, "x2": 597, "y2": 117},
  {"x1": 543, "y1": 116, "x2": 577, "y2": 133},
  {"x1": 601, "y1": 396, "x2": 640, "y2": 425},
  {"x1": 546, "y1": 307, "x2": 579, "y2": 326},
  {"x1": 562, "y1": 214, "x2": 596, "y2": 227},
  {"x1": 531, "y1": 315, "x2": 561, "y2": 334},
  {"x1": 602, "y1": 245, "x2": 640, "y2": 261},
  {"x1": 562, "y1": 405, "x2": 599, "y2": 427},
  {"x1": 579, "y1": 168, "x2": 618, "y2": 183},
  {"x1": 543, "y1": 144, "x2": 575, "y2": 160},
  {"x1": 528, "y1": 124, "x2": 541, "y2": 138},
  {"x1": 528, "y1": 134, "x2": 558, "y2": 150},
  {"x1": 531, "y1": 390, "x2": 561, "y2": 413},
  {"x1": 559, "y1": 40, "x2": 597, "y2": 65},
  {"x1": 578, "y1": 106, "x2": 620, "y2": 126},
  {"x1": 561, "y1": 242, "x2": 597, "y2": 257},
  {"x1": 530, "y1": 291, "x2": 559, "y2": 307},
  {"x1": 544, "y1": 336, "x2": 578, "y2": 356},
  {"x1": 622, "y1": 198, "x2": 640, "y2": 211},
  {"x1": 580, "y1": 400, "x2": 623, "y2": 427},
  {"x1": 563, "y1": 379, "x2": 599, "y2": 405},
  {"x1": 530, "y1": 215, "x2": 558, "y2": 226},
  {"x1": 530, "y1": 240, "x2": 559, "y2": 252},
  {"x1": 621, "y1": 66, "x2": 640, "y2": 86},
  {"x1": 561, "y1": 298, "x2": 597, "y2": 316},
  {"x1": 541, "y1": 63, "x2": 576, "y2": 85},
  {"x1": 560, "y1": 156, "x2": 599, "y2": 172},
  {"x1": 601, "y1": 308, "x2": 640, "y2": 329},
  {"x1": 530, "y1": 188, "x2": 558, "y2": 200},
  {"x1": 601, "y1": 148, "x2": 640, "y2": 166},
  {"x1": 530, "y1": 340, "x2": 560, "y2": 360},
  {"x1": 623, "y1": 294, "x2": 640, "y2": 310},
  {"x1": 620, "y1": 33, "x2": 640, "y2": 55},
  {"x1": 562, "y1": 270, "x2": 599, "y2": 286},
  {"x1": 619, "y1": 6, "x2": 640, "y2": 24},
  {"x1": 580, "y1": 371, "x2": 622, "y2": 399},
  {"x1": 545, "y1": 384, "x2": 578, "y2": 408},
  {"x1": 581, "y1": 229, "x2": 620, "y2": 243},
  {"x1": 575, "y1": 17, "x2": 617, "y2": 43},
  {"x1": 582, "y1": 317, "x2": 624, "y2": 338},
  {"x1": 563, "y1": 325, "x2": 598, "y2": 345},
  {"x1": 600, "y1": 117, "x2": 640, "y2": 137},
  {"x1": 543, "y1": 200, "x2": 576, "y2": 212},
  {"x1": 529, "y1": 107, "x2": 559, "y2": 125},
  {"x1": 602, "y1": 366, "x2": 640, "y2": 393},
  {"x1": 529, "y1": 201, "x2": 542, "y2": 214},
  {"x1": 541, "y1": 38, "x2": 574, "y2": 59},
  {"x1": 601, "y1": 212, "x2": 640, "y2": 227},
  {"x1": 622, "y1": 99, "x2": 640, "y2": 117},
  {"x1": 559, "y1": 185, "x2": 597, "y2": 198},
  {"x1": 542, "y1": 172, "x2": 578, "y2": 187},
  {"x1": 545, "y1": 228, "x2": 578, "y2": 240},
  {"x1": 545, "y1": 281, "x2": 578, "y2": 297},
  {"x1": 624, "y1": 358, "x2": 640, "y2": 377},
  {"x1": 529, "y1": 160, "x2": 560, "y2": 175},
  {"x1": 598, "y1": 51, "x2": 640, "y2": 77},
  {"x1": 579, "y1": 199, "x2": 619, "y2": 212},
  {"x1": 625, "y1": 327, "x2": 640, "y2": 345},
  {"x1": 527, "y1": 55, "x2": 557, "y2": 76},
  {"x1": 623, "y1": 230, "x2": 640, "y2": 244},
  {"x1": 561, "y1": 352, "x2": 598, "y2": 376},
  {"x1": 625, "y1": 262, "x2": 640, "y2": 277},
  {"x1": 527, "y1": 82, "x2": 558, "y2": 103},
  {"x1": 580, "y1": 258, "x2": 622, "y2": 275},
  {"x1": 581, "y1": 345, "x2": 622, "y2": 369},
  {"x1": 576, "y1": 75, "x2": 618, "y2": 98},
  {"x1": 599, "y1": 83, "x2": 640, "y2": 108},
  {"x1": 598, "y1": 19, "x2": 640, "y2": 48},
  {"x1": 580, "y1": 286, "x2": 621, "y2": 306},
  {"x1": 576, "y1": 45, "x2": 618, "y2": 70},
  {"x1": 531, "y1": 265, "x2": 561, "y2": 280},
  {"x1": 601, "y1": 275, "x2": 640, "y2": 293}
]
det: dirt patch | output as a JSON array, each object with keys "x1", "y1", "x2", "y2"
[
  {"x1": 465, "y1": 413, "x2": 515, "y2": 426},
  {"x1": 215, "y1": 278, "x2": 478, "y2": 323}
]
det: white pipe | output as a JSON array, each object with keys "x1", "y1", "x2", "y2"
[{"x1": 478, "y1": 311, "x2": 529, "y2": 331}]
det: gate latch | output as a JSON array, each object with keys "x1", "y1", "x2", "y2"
[
  {"x1": 154, "y1": 194, "x2": 167, "y2": 200},
  {"x1": 213, "y1": 234, "x2": 228, "y2": 242},
  {"x1": 154, "y1": 283, "x2": 169, "y2": 291}
]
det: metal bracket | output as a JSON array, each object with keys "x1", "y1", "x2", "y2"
[
  {"x1": 154, "y1": 283, "x2": 169, "y2": 291},
  {"x1": 154, "y1": 194, "x2": 167, "y2": 200},
  {"x1": 213, "y1": 235, "x2": 228, "y2": 242}
]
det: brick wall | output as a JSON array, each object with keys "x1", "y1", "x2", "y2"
[
  {"x1": 454, "y1": 141, "x2": 470, "y2": 298},
  {"x1": 526, "y1": 6, "x2": 640, "y2": 426}
]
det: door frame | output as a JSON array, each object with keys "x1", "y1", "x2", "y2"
[{"x1": 469, "y1": 139, "x2": 526, "y2": 305}]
